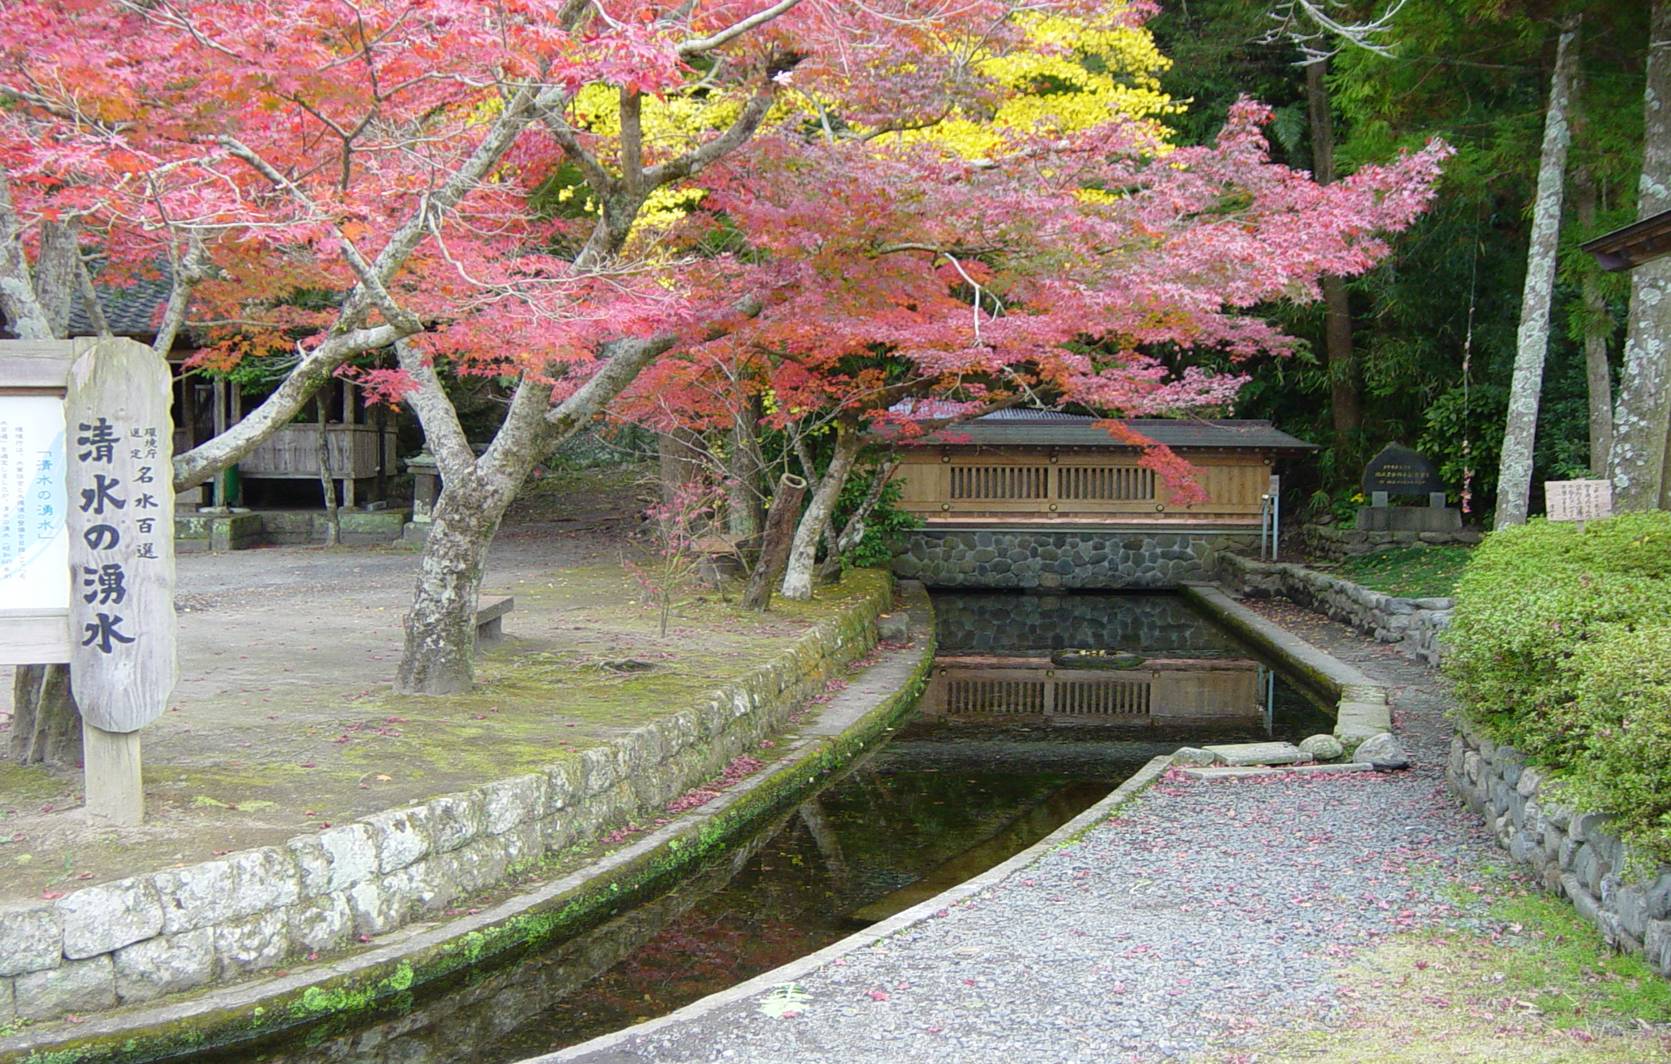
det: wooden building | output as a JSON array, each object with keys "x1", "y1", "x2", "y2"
[
  {"x1": 893, "y1": 411, "x2": 1315, "y2": 527},
  {"x1": 61, "y1": 277, "x2": 397, "y2": 510},
  {"x1": 888, "y1": 411, "x2": 1316, "y2": 589}
]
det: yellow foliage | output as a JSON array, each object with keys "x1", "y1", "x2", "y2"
[{"x1": 898, "y1": 8, "x2": 1181, "y2": 159}]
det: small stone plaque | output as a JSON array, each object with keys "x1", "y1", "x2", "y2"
[
  {"x1": 1361, "y1": 444, "x2": 1445, "y2": 498},
  {"x1": 1546, "y1": 479, "x2": 1613, "y2": 524}
]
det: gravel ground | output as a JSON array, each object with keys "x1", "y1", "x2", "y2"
[{"x1": 571, "y1": 603, "x2": 1501, "y2": 1063}]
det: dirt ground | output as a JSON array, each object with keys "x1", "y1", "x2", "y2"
[{"x1": 0, "y1": 465, "x2": 866, "y2": 903}]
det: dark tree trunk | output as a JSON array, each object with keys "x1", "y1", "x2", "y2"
[
  {"x1": 1575, "y1": 167, "x2": 1614, "y2": 477},
  {"x1": 316, "y1": 392, "x2": 340, "y2": 546},
  {"x1": 1306, "y1": 59, "x2": 1361, "y2": 462},
  {"x1": 10, "y1": 664, "x2": 83, "y2": 766},
  {"x1": 742, "y1": 474, "x2": 808, "y2": 611},
  {"x1": 727, "y1": 395, "x2": 766, "y2": 545}
]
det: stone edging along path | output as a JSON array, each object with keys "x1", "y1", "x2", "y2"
[
  {"x1": 1179, "y1": 584, "x2": 1391, "y2": 747},
  {"x1": 1219, "y1": 552, "x2": 1452, "y2": 666},
  {"x1": 0, "y1": 581, "x2": 934, "y2": 1063}
]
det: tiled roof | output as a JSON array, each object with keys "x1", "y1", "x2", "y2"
[
  {"x1": 67, "y1": 272, "x2": 172, "y2": 338},
  {"x1": 909, "y1": 410, "x2": 1318, "y2": 452}
]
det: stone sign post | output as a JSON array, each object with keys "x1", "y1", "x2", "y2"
[
  {"x1": 0, "y1": 338, "x2": 175, "y2": 825},
  {"x1": 1545, "y1": 478, "x2": 1612, "y2": 531}
]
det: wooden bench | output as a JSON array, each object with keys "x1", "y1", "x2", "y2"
[{"x1": 475, "y1": 595, "x2": 514, "y2": 645}]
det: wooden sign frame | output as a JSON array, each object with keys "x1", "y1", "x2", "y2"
[{"x1": 1, "y1": 338, "x2": 176, "y2": 825}]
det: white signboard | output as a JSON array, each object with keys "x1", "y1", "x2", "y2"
[
  {"x1": 1546, "y1": 479, "x2": 1613, "y2": 525},
  {"x1": 0, "y1": 395, "x2": 69, "y2": 610}
]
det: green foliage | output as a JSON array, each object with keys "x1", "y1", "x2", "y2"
[
  {"x1": 833, "y1": 471, "x2": 920, "y2": 570},
  {"x1": 1446, "y1": 513, "x2": 1671, "y2": 858},
  {"x1": 1336, "y1": 545, "x2": 1472, "y2": 599}
]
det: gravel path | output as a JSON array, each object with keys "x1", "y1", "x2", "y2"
[{"x1": 569, "y1": 603, "x2": 1501, "y2": 1063}]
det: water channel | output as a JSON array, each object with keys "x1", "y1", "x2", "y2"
[{"x1": 216, "y1": 591, "x2": 1333, "y2": 1063}]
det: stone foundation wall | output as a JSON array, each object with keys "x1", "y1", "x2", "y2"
[
  {"x1": 0, "y1": 576, "x2": 893, "y2": 1024},
  {"x1": 175, "y1": 510, "x2": 410, "y2": 553},
  {"x1": 1449, "y1": 720, "x2": 1671, "y2": 976},
  {"x1": 1298, "y1": 523, "x2": 1481, "y2": 561},
  {"x1": 892, "y1": 529, "x2": 1255, "y2": 590},
  {"x1": 1219, "y1": 553, "x2": 1452, "y2": 665}
]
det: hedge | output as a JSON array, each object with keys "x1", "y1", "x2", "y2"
[{"x1": 1444, "y1": 512, "x2": 1671, "y2": 860}]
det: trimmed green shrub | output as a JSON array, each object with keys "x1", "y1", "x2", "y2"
[{"x1": 1445, "y1": 512, "x2": 1671, "y2": 857}]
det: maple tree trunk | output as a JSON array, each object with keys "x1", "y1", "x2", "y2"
[
  {"x1": 1575, "y1": 167, "x2": 1615, "y2": 477},
  {"x1": 315, "y1": 392, "x2": 340, "y2": 546},
  {"x1": 658, "y1": 428, "x2": 707, "y2": 532},
  {"x1": 1496, "y1": 17, "x2": 1578, "y2": 529},
  {"x1": 1305, "y1": 59, "x2": 1361, "y2": 462},
  {"x1": 727, "y1": 395, "x2": 766, "y2": 544},
  {"x1": 818, "y1": 459, "x2": 898, "y2": 581},
  {"x1": 781, "y1": 424, "x2": 860, "y2": 601},
  {"x1": 10, "y1": 665, "x2": 83, "y2": 766},
  {"x1": 1612, "y1": 0, "x2": 1671, "y2": 511},
  {"x1": 397, "y1": 482, "x2": 508, "y2": 694},
  {"x1": 742, "y1": 474, "x2": 808, "y2": 611}
]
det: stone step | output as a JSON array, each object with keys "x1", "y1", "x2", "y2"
[
  {"x1": 1202, "y1": 741, "x2": 1308, "y2": 767},
  {"x1": 1180, "y1": 762, "x2": 1375, "y2": 782}
]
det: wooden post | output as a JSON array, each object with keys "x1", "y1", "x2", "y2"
[
  {"x1": 83, "y1": 725, "x2": 143, "y2": 826},
  {"x1": 742, "y1": 474, "x2": 807, "y2": 611}
]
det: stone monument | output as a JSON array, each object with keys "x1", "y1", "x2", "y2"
[{"x1": 1357, "y1": 443, "x2": 1461, "y2": 532}]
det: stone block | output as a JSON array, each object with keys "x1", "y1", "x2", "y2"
[
  {"x1": 290, "y1": 824, "x2": 380, "y2": 895},
  {"x1": 1616, "y1": 885, "x2": 1650, "y2": 943},
  {"x1": 15, "y1": 955, "x2": 114, "y2": 1019},
  {"x1": 482, "y1": 774, "x2": 544, "y2": 836},
  {"x1": 59, "y1": 877, "x2": 164, "y2": 958},
  {"x1": 382, "y1": 859, "x2": 459, "y2": 918},
  {"x1": 153, "y1": 847, "x2": 298, "y2": 934},
  {"x1": 1645, "y1": 919, "x2": 1671, "y2": 974},
  {"x1": 1559, "y1": 837, "x2": 1583, "y2": 872},
  {"x1": 364, "y1": 806, "x2": 432, "y2": 874},
  {"x1": 345, "y1": 879, "x2": 405, "y2": 937},
  {"x1": 1299, "y1": 734, "x2": 1345, "y2": 761},
  {"x1": 0, "y1": 904, "x2": 62, "y2": 976},
  {"x1": 288, "y1": 892, "x2": 353, "y2": 955},
  {"x1": 579, "y1": 747, "x2": 618, "y2": 798},
  {"x1": 1352, "y1": 732, "x2": 1411, "y2": 770},
  {"x1": 1517, "y1": 766, "x2": 1544, "y2": 798},
  {"x1": 428, "y1": 792, "x2": 485, "y2": 853},
  {"x1": 1204, "y1": 741, "x2": 1307, "y2": 767},
  {"x1": 114, "y1": 928, "x2": 215, "y2": 1004},
  {"x1": 214, "y1": 909, "x2": 289, "y2": 976}
]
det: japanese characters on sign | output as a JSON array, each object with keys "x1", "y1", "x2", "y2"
[
  {"x1": 0, "y1": 396, "x2": 69, "y2": 610},
  {"x1": 65, "y1": 340, "x2": 177, "y2": 734},
  {"x1": 1546, "y1": 479, "x2": 1614, "y2": 525}
]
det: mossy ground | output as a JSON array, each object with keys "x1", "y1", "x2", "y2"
[
  {"x1": 1224, "y1": 873, "x2": 1671, "y2": 1062},
  {"x1": 0, "y1": 459, "x2": 891, "y2": 902},
  {"x1": 1332, "y1": 544, "x2": 1473, "y2": 599}
]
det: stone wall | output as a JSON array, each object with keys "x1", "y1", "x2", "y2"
[
  {"x1": 1219, "y1": 553, "x2": 1452, "y2": 666},
  {"x1": 892, "y1": 529, "x2": 1255, "y2": 590},
  {"x1": 1298, "y1": 523, "x2": 1480, "y2": 561},
  {"x1": 0, "y1": 577, "x2": 892, "y2": 1024},
  {"x1": 1448, "y1": 720, "x2": 1671, "y2": 976},
  {"x1": 933, "y1": 591, "x2": 1251, "y2": 657}
]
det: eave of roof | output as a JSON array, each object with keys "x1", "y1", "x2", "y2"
[
  {"x1": 1580, "y1": 208, "x2": 1671, "y2": 272},
  {"x1": 900, "y1": 412, "x2": 1318, "y2": 453}
]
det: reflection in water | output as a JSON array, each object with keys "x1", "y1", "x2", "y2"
[{"x1": 215, "y1": 592, "x2": 1333, "y2": 1064}]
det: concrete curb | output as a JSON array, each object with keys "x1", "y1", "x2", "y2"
[
  {"x1": 1180, "y1": 584, "x2": 1393, "y2": 747},
  {"x1": 0, "y1": 589, "x2": 937, "y2": 1064},
  {"x1": 547, "y1": 753, "x2": 1176, "y2": 1063}
]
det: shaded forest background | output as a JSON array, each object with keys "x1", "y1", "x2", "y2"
[{"x1": 1148, "y1": 0, "x2": 1650, "y2": 524}]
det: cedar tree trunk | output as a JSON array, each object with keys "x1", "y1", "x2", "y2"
[
  {"x1": 1612, "y1": 0, "x2": 1671, "y2": 510},
  {"x1": 1496, "y1": 17, "x2": 1579, "y2": 529}
]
